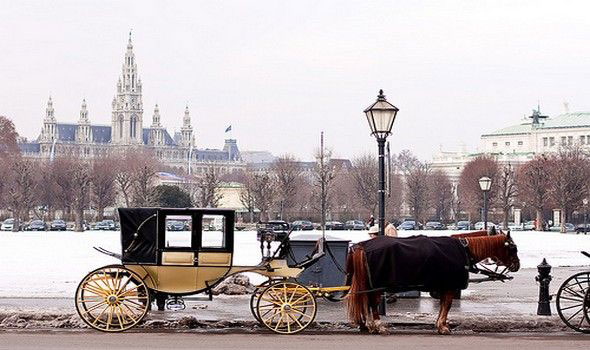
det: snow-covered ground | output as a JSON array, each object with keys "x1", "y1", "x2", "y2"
[{"x1": 0, "y1": 229, "x2": 589, "y2": 298}]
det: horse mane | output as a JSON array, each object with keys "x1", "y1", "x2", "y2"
[
  {"x1": 464, "y1": 234, "x2": 506, "y2": 263},
  {"x1": 346, "y1": 246, "x2": 370, "y2": 325},
  {"x1": 450, "y1": 230, "x2": 487, "y2": 238}
]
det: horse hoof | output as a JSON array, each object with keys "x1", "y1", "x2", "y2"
[
  {"x1": 359, "y1": 325, "x2": 369, "y2": 333},
  {"x1": 367, "y1": 321, "x2": 388, "y2": 335},
  {"x1": 437, "y1": 326, "x2": 451, "y2": 335}
]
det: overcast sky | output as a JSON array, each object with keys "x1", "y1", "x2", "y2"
[{"x1": 2, "y1": 1, "x2": 590, "y2": 161}]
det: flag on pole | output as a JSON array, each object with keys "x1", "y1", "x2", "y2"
[{"x1": 225, "y1": 125, "x2": 232, "y2": 133}]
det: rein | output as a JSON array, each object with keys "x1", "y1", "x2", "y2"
[{"x1": 458, "y1": 236, "x2": 513, "y2": 283}]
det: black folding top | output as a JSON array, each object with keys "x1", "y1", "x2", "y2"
[{"x1": 119, "y1": 208, "x2": 158, "y2": 264}]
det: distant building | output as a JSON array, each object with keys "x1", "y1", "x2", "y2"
[
  {"x1": 18, "y1": 33, "x2": 243, "y2": 175},
  {"x1": 432, "y1": 106, "x2": 590, "y2": 182}
]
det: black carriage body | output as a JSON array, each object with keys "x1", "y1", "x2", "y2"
[{"x1": 119, "y1": 207, "x2": 235, "y2": 265}]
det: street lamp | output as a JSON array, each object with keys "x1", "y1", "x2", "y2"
[
  {"x1": 479, "y1": 176, "x2": 492, "y2": 230},
  {"x1": 364, "y1": 89, "x2": 399, "y2": 315}
]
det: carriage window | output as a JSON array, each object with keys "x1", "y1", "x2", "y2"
[
  {"x1": 164, "y1": 215, "x2": 192, "y2": 248},
  {"x1": 201, "y1": 214, "x2": 226, "y2": 249}
]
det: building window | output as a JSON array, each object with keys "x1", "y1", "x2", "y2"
[
  {"x1": 550, "y1": 137, "x2": 555, "y2": 146},
  {"x1": 581, "y1": 136, "x2": 586, "y2": 145},
  {"x1": 505, "y1": 142, "x2": 510, "y2": 146},
  {"x1": 543, "y1": 137, "x2": 548, "y2": 147},
  {"x1": 492, "y1": 142, "x2": 497, "y2": 147},
  {"x1": 568, "y1": 136, "x2": 573, "y2": 145},
  {"x1": 517, "y1": 141, "x2": 523, "y2": 146},
  {"x1": 561, "y1": 136, "x2": 567, "y2": 146}
]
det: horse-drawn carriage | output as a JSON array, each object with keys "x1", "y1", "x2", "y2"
[
  {"x1": 76, "y1": 207, "x2": 521, "y2": 335},
  {"x1": 76, "y1": 208, "x2": 329, "y2": 334}
]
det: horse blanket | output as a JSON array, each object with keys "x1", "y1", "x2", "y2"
[{"x1": 357, "y1": 235, "x2": 470, "y2": 292}]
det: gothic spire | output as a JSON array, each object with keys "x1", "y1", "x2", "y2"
[
  {"x1": 45, "y1": 96, "x2": 55, "y2": 121},
  {"x1": 79, "y1": 99, "x2": 89, "y2": 123},
  {"x1": 152, "y1": 104, "x2": 161, "y2": 127},
  {"x1": 183, "y1": 104, "x2": 191, "y2": 127}
]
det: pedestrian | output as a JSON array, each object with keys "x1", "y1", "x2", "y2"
[
  {"x1": 367, "y1": 225, "x2": 379, "y2": 239},
  {"x1": 367, "y1": 215, "x2": 375, "y2": 227},
  {"x1": 385, "y1": 221, "x2": 398, "y2": 237}
]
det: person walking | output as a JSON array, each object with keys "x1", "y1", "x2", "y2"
[{"x1": 367, "y1": 215, "x2": 375, "y2": 228}]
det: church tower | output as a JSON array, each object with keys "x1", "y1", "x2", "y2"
[
  {"x1": 148, "y1": 104, "x2": 165, "y2": 146},
  {"x1": 180, "y1": 105, "x2": 193, "y2": 148},
  {"x1": 111, "y1": 32, "x2": 143, "y2": 145},
  {"x1": 41, "y1": 96, "x2": 57, "y2": 142}
]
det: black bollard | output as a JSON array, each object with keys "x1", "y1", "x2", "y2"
[{"x1": 535, "y1": 258, "x2": 552, "y2": 316}]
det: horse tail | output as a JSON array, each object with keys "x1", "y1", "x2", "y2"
[{"x1": 346, "y1": 246, "x2": 370, "y2": 326}]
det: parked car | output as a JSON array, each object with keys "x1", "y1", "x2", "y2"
[
  {"x1": 508, "y1": 222, "x2": 524, "y2": 231},
  {"x1": 345, "y1": 220, "x2": 366, "y2": 230},
  {"x1": 25, "y1": 220, "x2": 47, "y2": 231},
  {"x1": 1, "y1": 218, "x2": 15, "y2": 231},
  {"x1": 474, "y1": 221, "x2": 497, "y2": 230},
  {"x1": 550, "y1": 223, "x2": 575, "y2": 232},
  {"x1": 291, "y1": 220, "x2": 314, "y2": 231},
  {"x1": 49, "y1": 219, "x2": 67, "y2": 231},
  {"x1": 425, "y1": 221, "x2": 445, "y2": 230},
  {"x1": 446, "y1": 223, "x2": 457, "y2": 230},
  {"x1": 256, "y1": 220, "x2": 289, "y2": 241},
  {"x1": 575, "y1": 224, "x2": 590, "y2": 234},
  {"x1": 166, "y1": 220, "x2": 185, "y2": 231},
  {"x1": 95, "y1": 220, "x2": 116, "y2": 230},
  {"x1": 456, "y1": 221, "x2": 471, "y2": 230},
  {"x1": 397, "y1": 220, "x2": 417, "y2": 230},
  {"x1": 523, "y1": 221, "x2": 536, "y2": 230},
  {"x1": 325, "y1": 221, "x2": 345, "y2": 230}
]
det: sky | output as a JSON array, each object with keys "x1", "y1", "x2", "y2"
[{"x1": 2, "y1": 1, "x2": 590, "y2": 161}]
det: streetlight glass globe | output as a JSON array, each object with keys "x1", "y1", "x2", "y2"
[
  {"x1": 364, "y1": 89, "x2": 399, "y2": 140},
  {"x1": 479, "y1": 176, "x2": 492, "y2": 192}
]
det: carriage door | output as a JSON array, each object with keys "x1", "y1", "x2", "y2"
[
  {"x1": 196, "y1": 212, "x2": 234, "y2": 291},
  {"x1": 157, "y1": 212, "x2": 199, "y2": 293}
]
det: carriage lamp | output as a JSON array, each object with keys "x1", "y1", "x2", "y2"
[
  {"x1": 479, "y1": 176, "x2": 492, "y2": 230},
  {"x1": 364, "y1": 89, "x2": 399, "y2": 316}
]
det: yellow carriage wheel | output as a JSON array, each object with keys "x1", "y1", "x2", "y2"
[
  {"x1": 256, "y1": 281, "x2": 317, "y2": 334},
  {"x1": 75, "y1": 265, "x2": 150, "y2": 332}
]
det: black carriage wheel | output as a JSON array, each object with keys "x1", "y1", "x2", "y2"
[{"x1": 556, "y1": 271, "x2": 590, "y2": 333}]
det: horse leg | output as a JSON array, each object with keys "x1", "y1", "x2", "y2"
[
  {"x1": 367, "y1": 293, "x2": 388, "y2": 334},
  {"x1": 435, "y1": 291, "x2": 454, "y2": 335}
]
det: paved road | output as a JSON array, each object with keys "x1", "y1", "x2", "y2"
[{"x1": 0, "y1": 331, "x2": 588, "y2": 350}]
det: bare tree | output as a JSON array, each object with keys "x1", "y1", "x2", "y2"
[
  {"x1": 239, "y1": 168, "x2": 257, "y2": 222},
  {"x1": 312, "y1": 145, "x2": 336, "y2": 228},
  {"x1": 5, "y1": 158, "x2": 37, "y2": 231},
  {"x1": 91, "y1": 157, "x2": 116, "y2": 221},
  {"x1": 114, "y1": 153, "x2": 134, "y2": 207},
  {"x1": 405, "y1": 162, "x2": 431, "y2": 224},
  {"x1": 548, "y1": 148, "x2": 589, "y2": 233},
  {"x1": 386, "y1": 172, "x2": 404, "y2": 221},
  {"x1": 131, "y1": 150, "x2": 159, "y2": 206},
  {"x1": 350, "y1": 154, "x2": 378, "y2": 217},
  {"x1": 196, "y1": 167, "x2": 223, "y2": 208},
  {"x1": 70, "y1": 159, "x2": 91, "y2": 231},
  {"x1": 429, "y1": 170, "x2": 453, "y2": 222},
  {"x1": 396, "y1": 149, "x2": 420, "y2": 175},
  {"x1": 36, "y1": 161, "x2": 58, "y2": 220},
  {"x1": 458, "y1": 155, "x2": 499, "y2": 221},
  {"x1": 273, "y1": 154, "x2": 303, "y2": 220},
  {"x1": 0, "y1": 116, "x2": 19, "y2": 159},
  {"x1": 252, "y1": 170, "x2": 276, "y2": 221},
  {"x1": 517, "y1": 155, "x2": 552, "y2": 231},
  {"x1": 52, "y1": 158, "x2": 74, "y2": 220},
  {"x1": 498, "y1": 163, "x2": 518, "y2": 229}
]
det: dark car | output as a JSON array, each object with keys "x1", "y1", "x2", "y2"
[
  {"x1": 425, "y1": 221, "x2": 445, "y2": 230},
  {"x1": 325, "y1": 221, "x2": 345, "y2": 230},
  {"x1": 291, "y1": 220, "x2": 314, "y2": 231},
  {"x1": 26, "y1": 220, "x2": 46, "y2": 231},
  {"x1": 256, "y1": 220, "x2": 289, "y2": 241},
  {"x1": 576, "y1": 224, "x2": 590, "y2": 234},
  {"x1": 50, "y1": 219, "x2": 67, "y2": 231},
  {"x1": 166, "y1": 220, "x2": 185, "y2": 231},
  {"x1": 345, "y1": 220, "x2": 366, "y2": 230},
  {"x1": 397, "y1": 220, "x2": 417, "y2": 230}
]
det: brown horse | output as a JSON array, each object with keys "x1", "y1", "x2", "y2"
[{"x1": 345, "y1": 232, "x2": 520, "y2": 335}]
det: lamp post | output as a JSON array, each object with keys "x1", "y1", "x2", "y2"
[
  {"x1": 364, "y1": 89, "x2": 399, "y2": 315},
  {"x1": 583, "y1": 198, "x2": 588, "y2": 235},
  {"x1": 479, "y1": 176, "x2": 492, "y2": 230}
]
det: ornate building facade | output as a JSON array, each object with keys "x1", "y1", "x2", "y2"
[{"x1": 19, "y1": 34, "x2": 243, "y2": 175}]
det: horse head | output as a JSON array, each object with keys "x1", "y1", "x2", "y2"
[{"x1": 496, "y1": 231, "x2": 520, "y2": 272}]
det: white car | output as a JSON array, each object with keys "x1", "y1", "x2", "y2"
[
  {"x1": 1, "y1": 218, "x2": 15, "y2": 231},
  {"x1": 474, "y1": 221, "x2": 496, "y2": 230},
  {"x1": 508, "y1": 222, "x2": 524, "y2": 231}
]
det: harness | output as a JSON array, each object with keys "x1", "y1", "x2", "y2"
[{"x1": 458, "y1": 237, "x2": 513, "y2": 284}]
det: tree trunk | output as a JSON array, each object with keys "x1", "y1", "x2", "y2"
[
  {"x1": 503, "y1": 208, "x2": 509, "y2": 231},
  {"x1": 249, "y1": 210, "x2": 254, "y2": 223},
  {"x1": 560, "y1": 208, "x2": 566, "y2": 234},
  {"x1": 12, "y1": 213, "x2": 20, "y2": 232},
  {"x1": 536, "y1": 209, "x2": 543, "y2": 232},
  {"x1": 97, "y1": 205, "x2": 105, "y2": 222},
  {"x1": 74, "y1": 208, "x2": 84, "y2": 232}
]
